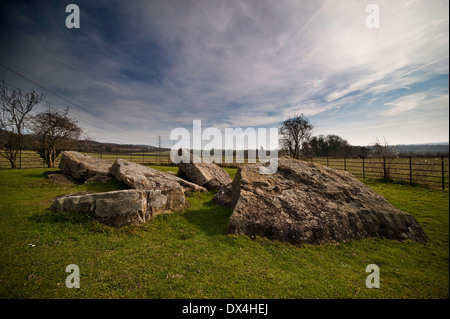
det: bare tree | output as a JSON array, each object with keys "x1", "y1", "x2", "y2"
[
  {"x1": 0, "y1": 80, "x2": 45, "y2": 168},
  {"x1": 279, "y1": 114, "x2": 314, "y2": 159},
  {"x1": 373, "y1": 137, "x2": 398, "y2": 180},
  {"x1": 31, "y1": 107, "x2": 82, "y2": 168}
]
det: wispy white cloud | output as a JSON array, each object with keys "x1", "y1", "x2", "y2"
[
  {"x1": 381, "y1": 93, "x2": 427, "y2": 116},
  {"x1": 0, "y1": 0, "x2": 448, "y2": 146}
]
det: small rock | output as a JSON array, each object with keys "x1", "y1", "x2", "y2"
[{"x1": 45, "y1": 172, "x2": 78, "y2": 185}]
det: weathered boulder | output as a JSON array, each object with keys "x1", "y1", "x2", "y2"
[
  {"x1": 176, "y1": 149, "x2": 232, "y2": 190},
  {"x1": 226, "y1": 157, "x2": 430, "y2": 245},
  {"x1": 110, "y1": 159, "x2": 206, "y2": 193},
  {"x1": 45, "y1": 171, "x2": 78, "y2": 185},
  {"x1": 212, "y1": 183, "x2": 233, "y2": 207},
  {"x1": 51, "y1": 189, "x2": 185, "y2": 227},
  {"x1": 59, "y1": 151, "x2": 112, "y2": 180},
  {"x1": 84, "y1": 175, "x2": 113, "y2": 184}
]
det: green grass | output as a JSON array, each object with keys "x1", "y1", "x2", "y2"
[{"x1": 0, "y1": 167, "x2": 448, "y2": 298}]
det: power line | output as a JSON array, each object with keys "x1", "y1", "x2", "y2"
[
  {"x1": 0, "y1": 59, "x2": 153, "y2": 143},
  {"x1": 1, "y1": 80, "x2": 150, "y2": 145}
]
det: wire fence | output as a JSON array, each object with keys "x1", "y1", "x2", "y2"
[
  {"x1": 1, "y1": 150, "x2": 448, "y2": 190},
  {"x1": 0, "y1": 150, "x2": 173, "y2": 170},
  {"x1": 307, "y1": 155, "x2": 449, "y2": 190}
]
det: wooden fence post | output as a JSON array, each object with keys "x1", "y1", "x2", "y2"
[
  {"x1": 362, "y1": 156, "x2": 365, "y2": 179},
  {"x1": 442, "y1": 156, "x2": 445, "y2": 190},
  {"x1": 409, "y1": 156, "x2": 412, "y2": 185}
]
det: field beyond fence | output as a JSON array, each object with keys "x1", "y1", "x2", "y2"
[{"x1": 1, "y1": 150, "x2": 448, "y2": 190}]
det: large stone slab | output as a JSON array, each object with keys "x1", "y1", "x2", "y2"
[
  {"x1": 226, "y1": 157, "x2": 430, "y2": 245},
  {"x1": 44, "y1": 171, "x2": 78, "y2": 185},
  {"x1": 109, "y1": 159, "x2": 206, "y2": 193},
  {"x1": 176, "y1": 149, "x2": 232, "y2": 190},
  {"x1": 109, "y1": 159, "x2": 206, "y2": 192},
  {"x1": 212, "y1": 183, "x2": 233, "y2": 207},
  {"x1": 51, "y1": 189, "x2": 185, "y2": 227},
  {"x1": 59, "y1": 151, "x2": 112, "y2": 180}
]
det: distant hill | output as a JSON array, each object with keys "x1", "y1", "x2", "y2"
[
  {"x1": 76, "y1": 140, "x2": 448, "y2": 156},
  {"x1": 74, "y1": 140, "x2": 169, "y2": 153},
  {"x1": 393, "y1": 143, "x2": 449, "y2": 155}
]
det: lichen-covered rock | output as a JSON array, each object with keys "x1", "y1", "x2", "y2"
[
  {"x1": 226, "y1": 157, "x2": 430, "y2": 245},
  {"x1": 212, "y1": 183, "x2": 233, "y2": 207},
  {"x1": 84, "y1": 174, "x2": 113, "y2": 184},
  {"x1": 109, "y1": 159, "x2": 206, "y2": 193},
  {"x1": 45, "y1": 171, "x2": 78, "y2": 185},
  {"x1": 59, "y1": 151, "x2": 112, "y2": 180},
  {"x1": 51, "y1": 189, "x2": 185, "y2": 227},
  {"x1": 176, "y1": 149, "x2": 232, "y2": 190}
]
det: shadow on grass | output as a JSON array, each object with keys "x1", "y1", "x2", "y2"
[
  {"x1": 22, "y1": 172, "x2": 47, "y2": 179},
  {"x1": 29, "y1": 208, "x2": 96, "y2": 227},
  {"x1": 180, "y1": 193, "x2": 233, "y2": 237},
  {"x1": 81, "y1": 179, "x2": 130, "y2": 192}
]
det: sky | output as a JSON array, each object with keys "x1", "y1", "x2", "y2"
[{"x1": 0, "y1": 0, "x2": 448, "y2": 148}]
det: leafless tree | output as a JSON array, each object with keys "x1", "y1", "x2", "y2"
[
  {"x1": 0, "y1": 80, "x2": 45, "y2": 168},
  {"x1": 31, "y1": 107, "x2": 82, "y2": 168},
  {"x1": 373, "y1": 137, "x2": 398, "y2": 180},
  {"x1": 279, "y1": 114, "x2": 314, "y2": 159}
]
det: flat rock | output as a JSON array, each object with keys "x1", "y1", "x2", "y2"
[
  {"x1": 84, "y1": 175, "x2": 113, "y2": 184},
  {"x1": 226, "y1": 157, "x2": 430, "y2": 245},
  {"x1": 212, "y1": 183, "x2": 233, "y2": 207},
  {"x1": 45, "y1": 171, "x2": 78, "y2": 185},
  {"x1": 110, "y1": 159, "x2": 206, "y2": 193},
  {"x1": 51, "y1": 189, "x2": 185, "y2": 227},
  {"x1": 59, "y1": 151, "x2": 112, "y2": 180},
  {"x1": 176, "y1": 149, "x2": 232, "y2": 190}
]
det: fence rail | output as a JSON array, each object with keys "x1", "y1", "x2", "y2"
[
  {"x1": 1, "y1": 150, "x2": 448, "y2": 190},
  {"x1": 308, "y1": 155, "x2": 449, "y2": 190}
]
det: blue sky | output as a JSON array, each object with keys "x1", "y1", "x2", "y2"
[{"x1": 0, "y1": 0, "x2": 448, "y2": 147}]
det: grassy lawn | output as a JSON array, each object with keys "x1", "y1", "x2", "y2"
[{"x1": 0, "y1": 167, "x2": 448, "y2": 299}]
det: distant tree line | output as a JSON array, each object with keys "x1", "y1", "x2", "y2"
[
  {"x1": 278, "y1": 114, "x2": 371, "y2": 158},
  {"x1": 73, "y1": 141, "x2": 160, "y2": 153},
  {"x1": 278, "y1": 114, "x2": 447, "y2": 159}
]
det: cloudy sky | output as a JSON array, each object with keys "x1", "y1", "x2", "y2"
[{"x1": 0, "y1": 0, "x2": 448, "y2": 147}]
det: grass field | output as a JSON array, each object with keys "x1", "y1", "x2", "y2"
[{"x1": 0, "y1": 166, "x2": 448, "y2": 299}]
